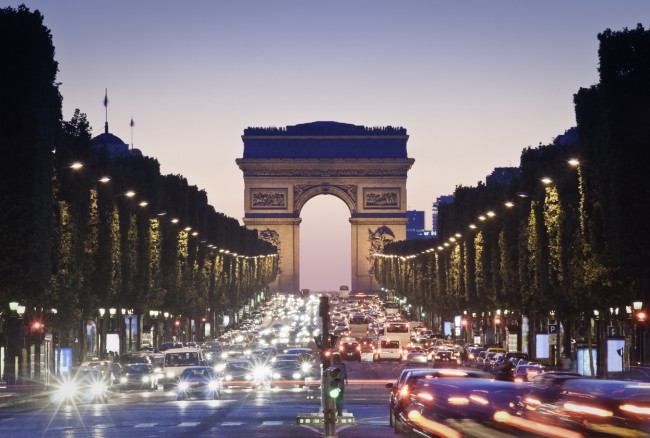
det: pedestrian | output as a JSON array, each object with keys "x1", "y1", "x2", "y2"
[{"x1": 332, "y1": 353, "x2": 348, "y2": 416}]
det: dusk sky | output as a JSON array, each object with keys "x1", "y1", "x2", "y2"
[{"x1": 8, "y1": 1, "x2": 649, "y2": 291}]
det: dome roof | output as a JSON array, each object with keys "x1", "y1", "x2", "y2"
[
  {"x1": 91, "y1": 132, "x2": 129, "y2": 157},
  {"x1": 91, "y1": 132, "x2": 127, "y2": 147}
]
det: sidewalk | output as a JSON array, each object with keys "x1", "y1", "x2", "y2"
[{"x1": 0, "y1": 384, "x2": 49, "y2": 408}]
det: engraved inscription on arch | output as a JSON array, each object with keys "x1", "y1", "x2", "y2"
[
  {"x1": 250, "y1": 188, "x2": 288, "y2": 209},
  {"x1": 363, "y1": 187, "x2": 401, "y2": 209}
]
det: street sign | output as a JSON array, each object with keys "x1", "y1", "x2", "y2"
[
  {"x1": 607, "y1": 326, "x2": 618, "y2": 337},
  {"x1": 548, "y1": 324, "x2": 558, "y2": 334},
  {"x1": 548, "y1": 333, "x2": 557, "y2": 345}
]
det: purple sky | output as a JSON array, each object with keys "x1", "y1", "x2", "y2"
[{"x1": 10, "y1": 0, "x2": 649, "y2": 290}]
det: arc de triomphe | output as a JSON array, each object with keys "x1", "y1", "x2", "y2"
[{"x1": 236, "y1": 121, "x2": 414, "y2": 293}]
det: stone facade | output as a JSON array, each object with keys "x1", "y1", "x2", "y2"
[{"x1": 237, "y1": 121, "x2": 414, "y2": 293}]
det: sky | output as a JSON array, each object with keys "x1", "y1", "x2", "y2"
[{"x1": 6, "y1": 0, "x2": 649, "y2": 291}]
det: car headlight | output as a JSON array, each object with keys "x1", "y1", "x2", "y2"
[
  {"x1": 214, "y1": 363, "x2": 226, "y2": 372},
  {"x1": 221, "y1": 352, "x2": 229, "y2": 359},
  {"x1": 142, "y1": 376, "x2": 150, "y2": 383},
  {"x1": 292, "y1": 372, "x2": 302, "y2": 379},
  {"x1": 224, "y1": 374, "x2": 233, "y2": 381},
  {"x1": 90, "y1": 381, "x2": 107, "y2": 396},
  {"x1": 54, "y1": 380, "x2": 77, "y2": 401},
  {"x1": 253, "y1": 366, "x2": 270, "y2": 379},
  {"x1": 208, "y1": 380, "x2": 220, "y2": 390},
  {"x1": 272, "y1": 372, "x2": 281, "y2": 379},
  {"x1": 301, "y1": 363, "x2": 312, "y2": 373},
  {"x1": 244, "y1": 374, "x2": 253, "y2": 380},
  {"x1": 178, "y1": 381, "x2": 189, "y2": 391},
  {"x1": 120, "y1": 377, "x2": 128, "y2": 384},
  {"x1": 166, "y1": 371, "x2": 176, "y2": 379}
]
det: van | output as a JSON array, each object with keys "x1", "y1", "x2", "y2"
[
  {"x1": 160, "y1": 347, "x2": 205, "y2": 389},
  {"x1": 486, "y1": 347, "x2": 507, "y2": 354},
  {"x1": 376, "y1": 337, "x2": 402, "y2": 362}
]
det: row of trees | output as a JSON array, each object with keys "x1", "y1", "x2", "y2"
[
  {"x1": 0, "y1": 6, "x2": 278, "y2": 348},
  {"x1": 375, "y1": 25, "x2": 650, "y2": 360}
]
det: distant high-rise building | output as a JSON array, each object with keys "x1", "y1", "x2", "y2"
[
  {"x1": 486, "y1": 167, "x2": 520, "y2": 186},
  {"x1": 432, "y1": 195, "x2": 454, "y2": 235},
  {"x1": 407, "y1": 210, "x2": 425, "y2": 239}
]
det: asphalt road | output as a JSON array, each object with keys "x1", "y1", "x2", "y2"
[{"x1": 0, "y1": 360, "x2": 559, "y2": 438}]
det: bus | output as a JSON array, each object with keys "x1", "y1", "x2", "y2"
[
  {"x1": 383, "y1": 301, "x2": 400, "y2": 316},
  {"x1": 383, "y1": 321, "x2": 411, "y2": 347},
  {"x1": 339, "y1": 285, "x2": 350, "y2": 299},
  {"x1": 348, "y1": 313, "x2": 370, "y2": 340}
]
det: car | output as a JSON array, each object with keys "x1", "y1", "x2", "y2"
[
  {"x1": 220, "y1": 359, "x2": 256, "y2": 389},
  {"x1": 403, "y1": 352, "x2": 428, "y2": 367},
  {"x1": 518, "y1": 371, "x2": 584, "y2": 406},
  {"x1": 117, "y1": 363, "x2": 158, "y2": 391},
  {"x1": 78, "y1": 359, "x2": 115, "y2": 385},
  {"x1": 385, "y1": 368, "x2": 493, "y2": 432},
  {"x1": 513, "y1": 363, "x2": 546, "y2": 382},
  {"x1": 398, "y1": 377, "x2": 528, "y2": 434},
  {"x1": 160, "y1": 347, "x2": 206, "y2": 390},
  {"x1": 269, "y1": 360, "x2": 307, "y2": 388},
  {"x1": 518, "y1": 378, "x2": 650, "y2": 436},
  {"x1": 176, "y1": 366, "x2": 222, "y2": 400},
  {"x1": 430, "y1": 349, "x2": 457, "y2": 367},
  {"x1": 338, "y1": 340, "x2": 361, "y2": 362},
  {"x1": 51, "y1": 368, "x2": 111, "y2": 404}
]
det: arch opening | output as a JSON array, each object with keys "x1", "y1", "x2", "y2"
[{"x1": 299, "y1": 194, "x2": 351, "y2": 291}]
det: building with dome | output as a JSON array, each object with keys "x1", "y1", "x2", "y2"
[{"x1": 91, "y1": 121, "x2": 142, "y2": 158}]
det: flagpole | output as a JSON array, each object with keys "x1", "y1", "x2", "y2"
[
  {"x1": 130, "y1": 117, "x2": 134, "y2": 150},
  {"x1": 103, "y1": 88, "x2": 109, "y2": 134}
]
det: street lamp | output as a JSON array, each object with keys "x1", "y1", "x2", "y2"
[
  {"x1": 127, "y1": 309, "x2": 134, "y2": 351},
  {"x1": 99, "y1": 308, "x2": 106, "y2": 357}
]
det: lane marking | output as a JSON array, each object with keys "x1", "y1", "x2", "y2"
[
  {"x1": 134, "y1": 423, "x2": 157, "y2": 428},
  {"x1": 220, "y1": 422, "x2": 243, "y2": 426},
  {"x1": 176, "y1": 422, "x2": 200, "y2": 427},
  {"x1": 262, "y1": 421, "x2": 283, "y2": 425}
]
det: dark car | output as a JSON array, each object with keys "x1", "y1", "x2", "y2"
[
  {"x1": 176, "y1": 366, "x2": 222, "y2": 400},
  {"x1": 399, "y1": 377, "x2": 528, "y2": 434},
  {"x1": 513, "y1": 364, "x2": 546, "y2": 382},
  {"x1": 517, "y1": 371, "x2": 583, "y2": 407},
  {"x1": 118, "y1": 363, "x2": 158, "y2": 391},
  {"x1": 270, "y1": 360, "x2": 306, "y2": 388},
  {"x1": 519, "y1": 378, "x2": 650, "y2": 436},
  {"x1": 221, "y1": 359, "x2": 255, "y2": 389},
  {"x1": 430, "y1": 349, "x2": 457, "y2": 367},
  {"x1": 338, "y1": 340, "x2": 361, "y2": 362},
  {"x1": 385, "y1": 368, "x2": 492, "y2": 432}
]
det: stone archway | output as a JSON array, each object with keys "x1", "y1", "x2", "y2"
[{"x1": 236, "y1": 121, "x2": 414, "y2": 293}]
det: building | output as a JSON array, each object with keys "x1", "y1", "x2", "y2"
[
  {"x1": 432, "y1": 195, "x2": 454, "y2": 235},
  {"x1": 406, "y1": 210, "x2": 425, "y2": 239}
]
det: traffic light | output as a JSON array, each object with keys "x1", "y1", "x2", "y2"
[
  {"x1": 319, "y1": 296, "x2": 329, "y2": 317},
  {"x1": 325, "y1": 367, "x2": 342, "y2": 399},
  {"x1": 635, "y1": 310, "x2": 647, "y2": 323},
  {"x1": 495, "y1": 317, "x2": 502, "y2": 327},
  {"x1": 322, "y1": 349, "x2": 332, "y2": 369}
]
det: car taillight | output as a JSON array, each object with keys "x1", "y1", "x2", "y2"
[
  {"x1": 339, "y1": 346, "x2": 344, "y2": 351},
  {"x1": 356, "y1": 346, "x2": 361, "y2": 351}
]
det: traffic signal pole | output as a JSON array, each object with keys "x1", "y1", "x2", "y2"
[{"x1": 319, "y1": 296, "x2": 337, "y2": 438}]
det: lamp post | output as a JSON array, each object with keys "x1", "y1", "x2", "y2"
[
  {"x1": 98, "y1": 308, "x2": 105, "y2": 358},
  {"x1": 4, "y1": 302, "x2": 20, "y2": 385},
  {"x1": 149, "y1": 310, "x2": 159, "y2": 349},
  {"x1": 163, "y1": 312, "x2": 169, "y2": 342},
  {"x1": 127, "y1": 309, "x2": 134, "y2": 352}
]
